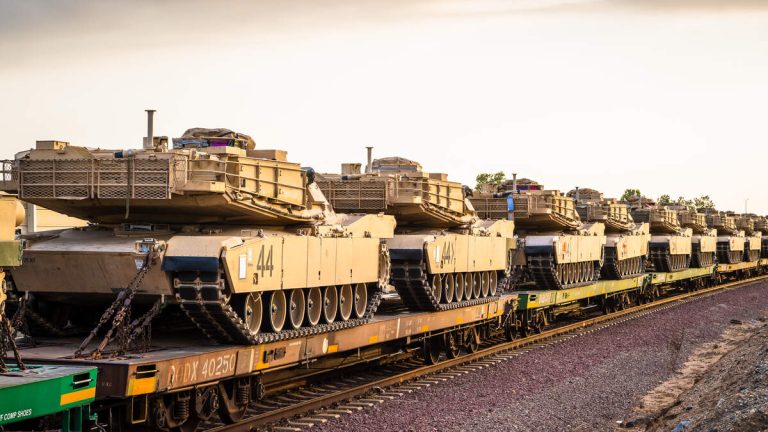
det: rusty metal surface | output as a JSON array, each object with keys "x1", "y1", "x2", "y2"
[{"x1": 6, "y1": 295, "x2": 517, "y2": 398}]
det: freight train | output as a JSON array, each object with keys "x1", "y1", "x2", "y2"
[{"x1": 2, "y1": 116, "x2": 767, "y2": 431}]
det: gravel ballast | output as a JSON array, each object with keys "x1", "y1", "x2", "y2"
[{"x1": 315, "y1": 279, "x2": 768, "y2": 432}]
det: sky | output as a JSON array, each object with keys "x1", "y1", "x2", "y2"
[{"x1": 1, "y1": 0, "x2": 767, "y2": 213}]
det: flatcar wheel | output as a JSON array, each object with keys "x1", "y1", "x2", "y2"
[
  {"x1": 464, "y1": 327, "x2": 479, "y2": 353},
  {"x1": 431, "y1": 275, "x2": 443, "y2": 302},
  {"x1": 353, "y1": 283, "x2": 367, "y2": 319},
  {"x1": 444, "y1": 274, "x2": 456, "y2": 304},
  {"x1": 455, "y1": 273, "x2": 465, "y2": 302},
  {"x1": 266, "y1": 290, "x2": 287, "y2": 332},
  {"x1": 480, "y1": 272, "x2": 490, "y2": 298},
  {"x1": 445, "y1": 330, "x2": 461, "y2": 359},
  {"x1": 194, "y1": 386, "x2": 219, "y2": 422},
  {"x1": 323, "y1": 286, "x2": 338, "y2": 323},
  {"x1": 424, "y1": 335, "x2": 442, "y2": 365},
  {"x1": 472, "y1": 273, "x2": 482, "y2": 299},
  {"x1": 306, "y1": 287, "x2": 322, "y2": 326},
  {"x1": 339, "y1": 284, "x2": 353, "y2": 321},
  {"x1": 288, "y1": 289, "x2": 306, "y2": 330},
  {"x1": 489, "y1": 271, "x2": 498, "y2": 296},
  {"x1": 531, "y1": 310, "x2": 546, "y2": 334},
  {"x1": 236, "y1": 293, "x2": 262, "y2": 335},
  {"x1": 217, "y1": 378, "x2": 250, "y2": 423}
]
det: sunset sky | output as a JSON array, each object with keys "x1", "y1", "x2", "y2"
[{"x1": 1, "y1": 0, "x2": 767, "y2": 213}]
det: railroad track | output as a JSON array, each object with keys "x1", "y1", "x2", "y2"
[{"x1": 206, "y1": 274, "x2": 768, "y2": 432}]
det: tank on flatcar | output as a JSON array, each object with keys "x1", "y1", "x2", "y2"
[
  {"x1": 0, "y1": 124, "x2": 396, "y2": 343},
  {"x1": 629, "y1": 200, "x2": 692, "y2": 272},
  {"x1": 701, "y1": 209, "x2": 745, "y2": 264},
  {"x1": 317, "y1": 152, "x2": 516, "y2": 311},
  {"x1": 567, "y1": 188, "x2": 649, "y2": 279},
  {"x1": 471, "y1": 178, "x2": 605, "y2": 290},
  {"x1": 671, "y1": 206, "x2": 717, "y2": 268}
]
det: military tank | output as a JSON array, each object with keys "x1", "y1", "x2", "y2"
[
  {"x1": 736, "y1": 214, "x2": 762, "y2": 262},
  {"x1": 567, "y1": 188, "x2": 649, "y2": 279},
  {"x1": 0, "y1": 195, "x2": 24, "y2": 324},
  {"x1": 701, "y1": 209, "x2": 745, "y2": 264},
  {"x1": 316, "y1": 152, "x2": 515, "y2": 311},
  {"x1": 672, "y1": 206, "x2": 717, "y2": 267},
  {"x1": 0, "y1": 119, "x2": 396, "y2": 344},
  {"x1": 471, "y1": 178, "x2": 605, "y2": 290},
  {"x1": 630, "y1": 202, "x2": 692, "y2": 272},
  {"x1": 752, "y1": 216, "x2": 768, "y2": 259}
]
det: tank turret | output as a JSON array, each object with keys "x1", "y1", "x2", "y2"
[
  {"x1": 3, "y1": 131, "x2": 330, "y2": 226},
  {"x1": 316, "y1": 156, "x2": 474, "y2": 228}
]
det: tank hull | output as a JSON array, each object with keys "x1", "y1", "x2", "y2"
[
  {"x1": 601, "y1": 224, "x2": 650, "y2": 279},
  {"x1": 717, "y1": 234, "x2": 745, "y2": 264},
  {"x1": 649, "y1": 231, "x2": 692, "y2": 272},
  {"x1": 8, "y1": 214, "x2": 396, "y2": 343},
  {"x1": 522, "y1": 226, "x2": 607, "y2": 289},
  {"x1": 387, "y1": 220, "x2": 516, "y2": 311}
]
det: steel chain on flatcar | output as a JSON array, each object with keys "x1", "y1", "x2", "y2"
[{"x1": 74, "y1": 246, "x2": 161, "y2": 358}]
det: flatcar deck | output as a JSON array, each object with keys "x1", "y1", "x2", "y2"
[{"x1": 8, "y1": 295, "x2": 517, "y2": 399}]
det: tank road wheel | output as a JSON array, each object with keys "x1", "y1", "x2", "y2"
[
  {"x1": 322, "y1": 286, "x2": 338, "y2": 323},
  {"x1": 489, "y1": 271, "x2": 498, "y2": 296},
  {"x1": 431, "y1": 275, "x2": 443, "y2": 303},
  {"x1": 455, "y1": 273, "x2": 465, "y2": 302},
  {"x1": 339, "y1": 284, "x2": 354, "y2": 321},
  {"x1": 444, "y1": 274, "x2": 456, "y2": 304},
  {"x1": 288, "y1": 289, "x2": 306, "y2": 330},
  {"x1": 266, "y1": 290, "x2": 287, "y2": 332},
  {"x1": 463, "y1": 273, "x2": 474, "y2": 300},
  {"x1": 353, "y1": 283, "x2": 367, "y2": 319},
  {"x1": 480, "y1": 272, "x2": 490, "y2": 298},
  {"x1": 472, "y1": 273, "x2": 482, "y2": 299},
  {"x1": 445, "y1": 330, "x2": 461, "y2": 359},
  {"x1": 218, "y1": 378, "x2": 251, "y2": 423},
  {"x1": 233, "y1": 293, "x2": 262, "y2": 335},
  {"x1": 464, "y1": 327, "x2": 480, "y2": 353},
  {"x1": 306, "y1": 287, "x2": 322, "y2": 326}
]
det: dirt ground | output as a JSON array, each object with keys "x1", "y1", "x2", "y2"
[{"x1": 622, "y1": 316, "x2": 768, "y2": 432}]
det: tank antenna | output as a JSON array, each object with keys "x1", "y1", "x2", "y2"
[
  {"x1": 365, "y1": 147, "x2": 373, "y2": 173},
  {"x1": 145, "y1": 109, "x2": 156, "y2": 150}
]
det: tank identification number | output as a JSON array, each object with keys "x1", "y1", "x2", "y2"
[
  {"x1": 257, "y1": 245, "x2": 274, "y2": 277},
  {"x1": 167, "y1": 353, "x2": 237, "y2": 387},
  {"x1": 435, "y1": 242, "x2": 455, "y2": 268},
  {"x1": 1, "y1": 408, "x2": 33, "y2": 422}
]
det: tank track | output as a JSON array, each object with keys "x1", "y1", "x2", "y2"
[
  {"x1": 691, "y1": 244, "x2": 715, "y2": 268},
  {"x1": 175, "y1": 273, "x2": 383, "y2": 345},
  {"x1": 389, "y1": 259, "x2": 499, "y2": 311},
  {"x1": 716, "y1": 242, "x2": 743, "y2": 264},
  {"x1": 601, "y1": 248, "x2": 645, "y2": 280},
  {"x1": 526, "y1": 253, "x2": 600, "y2": 290},
  {"x1": 744, "y1": 249, "x2": 760, "y2": 262},
  {"x1": 650, "y1": 245, "x2": 690, "y2": 272}
]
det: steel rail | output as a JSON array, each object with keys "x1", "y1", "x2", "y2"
[{"x1": 209, "y1": 274, "x2": 768, "y2": 431}]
